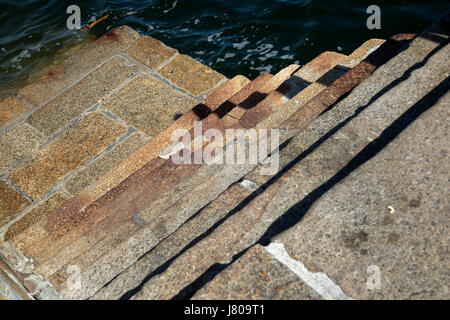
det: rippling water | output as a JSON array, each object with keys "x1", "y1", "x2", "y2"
[{"x1": 0, "y1": 0, "x2": 448, "y2": 98}]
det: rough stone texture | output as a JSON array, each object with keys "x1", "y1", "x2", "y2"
[
  {"x1": 0, "y1": 97, "x2": 29, "y2": 128},
  {"x1": 17, "y1": 26, "x2": 140, "y2": 107},
  {"x1": 273, "y1": 90, "x2": 449, "y2": 300},
  {"x1": 45, "y1": 220, "x2": 139, "y2": 288},
  {"x1": 224, "y1": 65, "x2": 300, "y2": 120},
  {"x1": 0, "y1": 17, "x2": 447, "y2": 300},
  {"x1": 4, "y1": 193, "x2": 68, "y2": 242},
  {"x1": 92, "y1": 183, "x2": 252, "y2": 300},
  {"x1": 141, "y1": 61, "x2": 339, "y2": 238},
  {"x1": 159, "y1": 67, "x2": 297, "y2": 159},
  {"x1": 158, "y1": 54, "x2": 226, "y2": 96},
  {"x1": 155, "y1": 74, "x2": 251, "y2": 158},
  {"x1": 101, "y1": 73, "x2": 196, "y2": 136},
  {"x1": 10, "y1": 156, "x2": 165, "y2": 269},
  {"x1": 278, "y1": 35, "x2": 417, "y2": 134},
  {"x1": 33, "y1": 211, "x2": 138, "y2": 280},
  {"x1": 131, "y1": 183, "x2": 283, "y2": 299},
  {"x1": 26, "y1": 56, "x2": 138, "y2": 137},
  {"x1": 126, "y1": 36, "x2": 178, "y2": 70},
  {"x1": 116, "y1": 37, "x2": 415, "y2": 267},
  {"x1": 0, "y1": 124, "x2": 43, "y2": 176},
  {"x1": 137, "y1": 73, "x2": 282, "y2": 227},
  {"x1": 245, "y1": 56, "x2": 351, "y2": 185},
  {"x1": 64, "y1": 133, "x2": 148, "y2": 195},
  {"x1": 0, "y1": 256, "x2": 32, "y2": 300},
  {"x1": 261, "y1": 64, "x2": 300, "y2": 92},
  {"x1": 238, "y1": 76, "x2": 317, "y2": 130},
  {"x1": 10, "y1": 113, "x2": 125, "y2": 201},
  {"x1": 0, "y1": 181, "x2": 31, "y2": 229},
  {"x1": 222, "y1": 64, "x2": 299, "y2": 121},
  {"x1": 35, "y1": 73, "x2": 269, "y2": 264},
  {"x1": 255, "y1": 51, "x2": 348, "y2": 132},
  {"x1": 24, "y1": 77, "x2": 251, "y2": 288},
  {"x1": 293, "y1": 51, "x2": 347, "y2": 83},
  {"x1": 192, "y1": 245, "x2": 322, "y2": 300},
  {"x1": 131, "y1": 22, "x2": 448, "y2": 300}
]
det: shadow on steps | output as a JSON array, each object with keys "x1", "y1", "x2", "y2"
[{"x1": 119, "y1": 32, "x2": 448, "y2": 300}]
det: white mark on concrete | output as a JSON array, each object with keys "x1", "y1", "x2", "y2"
[
  {"x1": 264, "y1": 242, "x2": 353, "y2": 300},
  {"x1": 240, "y1": 179, "x2": 259, "y2": 191}
]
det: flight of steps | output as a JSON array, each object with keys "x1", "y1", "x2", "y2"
[{"x1": 0, "y1": 13, "x2": 448, "y2": 300}]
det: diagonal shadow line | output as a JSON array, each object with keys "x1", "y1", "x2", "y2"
[
  {"x1": 171, "y1": 75, "x2": 450, "y2": 300},
  {"x1": 120, "y1": 36, "x2": 447, "y2": 300}
]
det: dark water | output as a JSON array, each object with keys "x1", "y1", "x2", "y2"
[{"x1": 0, "y1": 0, "x2": 448, "y2": 98}]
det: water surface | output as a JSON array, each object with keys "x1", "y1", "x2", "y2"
[{"x1": 0, "y1": 0, "x2": 448, "y2": 99}]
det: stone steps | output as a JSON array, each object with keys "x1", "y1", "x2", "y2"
[
  {"x1": 32, "y1": 65, "x2": 305, "y2": 299},
  {"x1": 0, "y1": 27, "x2": 232, "y2": 298},
  {"x1": 195, "y1": 74, "x2": 450, "y2": 300},
  {"x1": 0, "y1": 13, "x2": 447, "y2": 300},
  {"x1": 6, "y1": 75, "x2": 253, "y2": 265},
  {"x1": 0, "y1": 25, "x2": 227, "y2": 233},
  {"x1": 182, "y1": 17, "x2": 450, "y2": 300},
  {"x1": 1, "y1": 32, "x2": 394, "y2": 299},
  {"x1": 125, "y1": 35, "x2": 415, "y2": 300},
  {"x1": 3, "y1": 49, "x2": 329, "y2": 299},
  {"x1": 91, "y1": 39, "x2": 389, "y2": 300}
]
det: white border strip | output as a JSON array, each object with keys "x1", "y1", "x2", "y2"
[{"x1": 264, "y1": 242, "x2": 353, "y2": 300}]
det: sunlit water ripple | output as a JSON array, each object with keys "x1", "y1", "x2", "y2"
[{"x1": 0, "y1": 0, "x2": 448, "y2": 99}]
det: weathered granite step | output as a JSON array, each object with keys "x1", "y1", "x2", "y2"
[
  {"x1": 32, "y1": 69, "x2": 293, "y2": 298},
  {"x1": 95, "y1": 43, "x2": 390, "y2": 299},
  {"x1": 0, "y1": 28, "x2": 231, "y2": 250},
  {"x1": 0, "y1": 256, "x2": 33, "y2": 300},
  {"x1": 0, "y1": 11, "x2": 445, "y2": 300},
  {"x1": 17, "y1": 26, "x2": 141, "y2": 108},
  {"x1": 137, "y1": 37, "x2": 397, "y2": 249},
  {"x1": 138, "y1": 57, "x2": 350, "y2": 241},
  {"x1": 0, "y1": 27, "x2": 244, "y2": 298},
  {"x1": 74, "y1": 39, "x2": 380, "y2": 300},
  {"x1": 7, "y1": 74, "x2": 247, "y2": 241},
  {"x1": 158, "y1": 72, "x2": 277, "y2": 158},
  {"x1": 129, "y1": 30, "x2": 433, "y2": 299}
]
